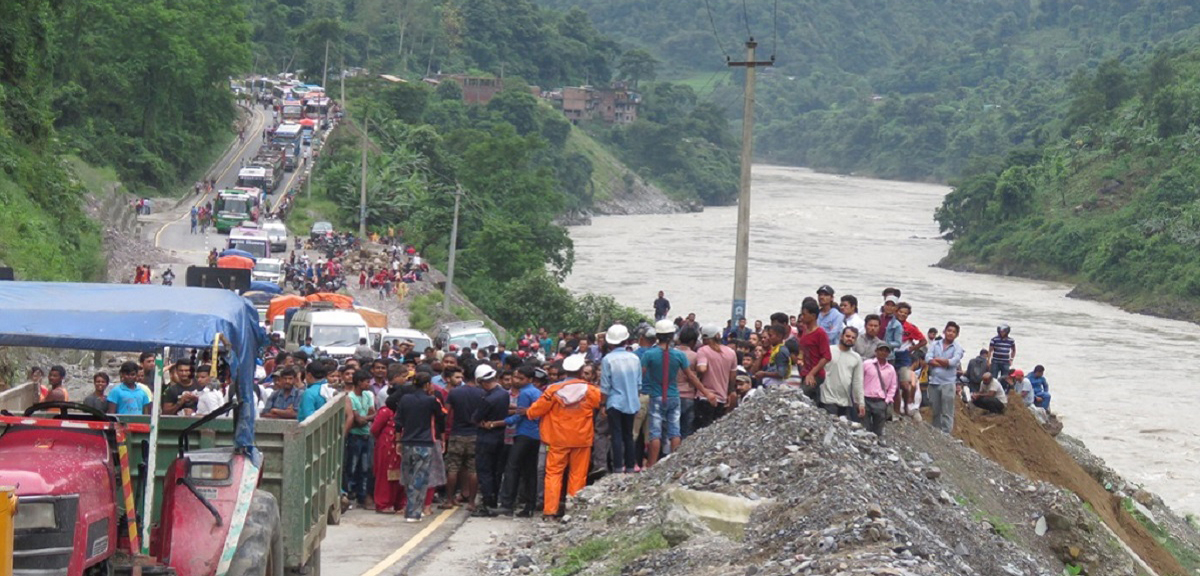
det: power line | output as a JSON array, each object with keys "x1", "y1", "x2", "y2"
[
  {"x1": 742, "y1": 0, "x2": 753, "y2": 39},
  {"x1": 703, "y1": 0, "x2": 731, "y2": 61}
]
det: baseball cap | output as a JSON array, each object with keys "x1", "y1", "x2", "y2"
[
  {"x1": 817, "y1": 284, "x2": 835, "y2": 295},
  {"x1": 474, "y1": 364, "x2": 497, "y2": 381}
]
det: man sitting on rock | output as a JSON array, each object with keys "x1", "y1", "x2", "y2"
[{"x1": 970, "y1": 372, "x2": 1006, "y2": 414}]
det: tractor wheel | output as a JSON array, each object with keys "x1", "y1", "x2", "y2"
[{"x1": 227, "y1": 489, "x2": 284, "y2": 576}]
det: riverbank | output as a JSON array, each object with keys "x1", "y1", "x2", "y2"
[{"x1": 937, "y1": 252, "x2": 1200, "y2": 327}]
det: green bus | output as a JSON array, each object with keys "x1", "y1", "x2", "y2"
[{"x1": 214, "y1": 188, "x2": 263, "y2": 233}]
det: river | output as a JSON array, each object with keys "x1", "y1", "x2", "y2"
[{"x1": 564, "y1": 164, "x2": 1200, "y2": 516}]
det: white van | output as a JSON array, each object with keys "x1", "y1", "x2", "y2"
[
  {"x1": 252, "y1": 257, "x2": 284, "y2": 284},
  {"x1": 377, "y1": 328, "x2": 434, "y2": 355},
  {"x1": 285, "y1": 303, "x2": 370, "y2": 359}
]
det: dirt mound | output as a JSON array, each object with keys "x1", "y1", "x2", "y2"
[{"x1": 950, "y1": 398, "x2": 1186, "y2": 576}]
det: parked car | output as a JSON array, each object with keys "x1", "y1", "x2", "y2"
[
  {"x1": 262, "y1": 219, "x2": 288, "y2": 252},
  {"x1": 310, "y1": 221, "x2": 333, "y2": 239},
  {"x1": 435, "y1": 320, "x2": 499, "y2": 352}
]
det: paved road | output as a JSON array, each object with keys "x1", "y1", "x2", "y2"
[
  {"x1": 147, "y1": 104, "x2": 508, "y2": 575},
  {"x1": 147, "y1": 104, "x2": 303, "y2": 267}
]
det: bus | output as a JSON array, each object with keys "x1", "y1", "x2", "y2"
[
  {"x1": 214, "y1": 189, "x2": 263, "y2": 233},
  {"x1": 281, "y1": 99, "x2": 303, "y2": 121},
  {"x1": 272, "y1": 123, "x2": 303, "y2": 171}
]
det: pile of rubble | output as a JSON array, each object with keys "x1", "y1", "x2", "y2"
[{"x1": 479, "y1": 386, "x2": 1156, "y2": 576}]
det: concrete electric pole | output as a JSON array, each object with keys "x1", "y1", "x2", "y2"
[
  {"x1": 358, "y1": 113, "x2": 368, "y2": 238},
  {"x1": 443, "y1": 185, "x2": 463, "y2": 310},
  {"x1": 727, "y1": 38, "x2": 772, "y2": 326}
]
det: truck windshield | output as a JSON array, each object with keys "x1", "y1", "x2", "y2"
[
  {"x1": 219, "y1": 198, "x2": 250, "y2": 214},
  {"x1": 256, "y1": 261, "x2": 281, "y2": 274},
  {"x1": 230, "y1": 239, "x2": 268, "y2": 258},
  {"x1": 313, "y1": 325, "x2": 361, "y2": 348}
]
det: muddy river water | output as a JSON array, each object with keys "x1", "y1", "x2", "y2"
[{"x1": 565, "y1": 164, "x2": 1200, "y2": 515}]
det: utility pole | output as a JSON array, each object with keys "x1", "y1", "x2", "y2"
[
  {"x1": 322, "y1": 40, "x2": 330, "y2": 90},
  {"x1": 358, "y1": 113, "x2": 368, "y2": 238},
  {"x1": 727, "y1": 38, "x2": 773, "y2": 326},
  {"x1": 443, "y1": 184, "x2": 463, "y2": 311}
]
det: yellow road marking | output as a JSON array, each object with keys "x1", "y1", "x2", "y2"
[
  {"x1": 358, "y1": 508, "x2": 458, "y2": 576},
  {"x1": 154, "y1": 107, "x2": 267, "y2": 247}
]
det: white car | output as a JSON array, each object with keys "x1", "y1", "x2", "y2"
[
  {"x1": 262, "y1": 219, "x2": 288, "y2": 253},
  {"x1": 252, "y1": 258, "x2": 284, "y2": 285}
]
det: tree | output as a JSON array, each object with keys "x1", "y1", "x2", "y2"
[{"x1": 617, "y1": 49, "x2": 658, "y2": 87}]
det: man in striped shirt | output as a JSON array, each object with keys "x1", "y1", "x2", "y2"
[{"x1": 989, "y1": 325, "x2": 1016, "y2": 381}]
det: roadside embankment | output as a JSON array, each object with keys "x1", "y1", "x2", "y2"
[{"x1": 477, "y1": 386, "x2": 1200, "y2": 576}]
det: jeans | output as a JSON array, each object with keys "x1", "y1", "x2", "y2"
[
  {"x1": 928, "y1": 384, "x2": 957, "y2": 433},
  {"x1": 475, "y1": 437, "x2": 505, "y2": 508},
  {"x1": 648, "y1": 396, "x2": 681, "y2": 441},
  {"x1": 973, "y1": 396, "x2": 1006, "y2": 414},
  {"x1": 679, "y1": 397, "x2": 696, "y2": 439},
  {"x1": 693, "y1": 400, "x2": 725, "y2": 431},
  {"x1": 1035, "y1": 392, "x2": 1052, "y2": 411},
  {"x1": 400, "y1": 445, "x2": 433, "y2": 519},
  {"x1": 990, "y1": 359, "x2": 1011, "y2": 381},
  {"x1": 606, "y1": 408, "x2": 636, "y2": 471},
  {"x1": 343, "y1": 434, "x2": 370, "y2": 502},
  {"x1": 499, "y1": 435, "x2": 539, "y2": 511}
]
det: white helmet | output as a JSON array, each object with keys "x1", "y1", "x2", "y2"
[
  {"x1": 605, "y1": 323, "x2": 631, "y2": 346},
  {"x1": 474, "y1": 364, "x2": 497, "y2": 381},
  {"x1": 653, "y1": 319, "x2": 677, "y2": 336},
  {"x1": 700, "y1": 323, "x2": 722, "y2": 340}
]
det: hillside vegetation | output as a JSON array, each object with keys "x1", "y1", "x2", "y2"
[
  {"x1": 935, "y1": 49, "x2": 1200, "y2": 321},
  {"x1": 544, "y1": 0, "x2": 1200, "y2": 180}
]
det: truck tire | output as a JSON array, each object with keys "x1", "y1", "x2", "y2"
[{"x1": 227, "y1": 489, "x2": 284, "y2": 576}]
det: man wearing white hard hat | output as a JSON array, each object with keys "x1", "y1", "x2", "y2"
[
  {"x1": 471, "y1": 363, "x2": 509, "y2": 516},
  {"x1": 694, "y1": 323, "x2": 737, "y2": 430},
  {"x1": 600, "y1": 324, "x2": 641, "y2": 473},
  {"x1": 526, "y1": 353, "x2": 601, "y2": 518},
  {"x1": 640, "y1": 319, "x2": 693, "y2": 467}
]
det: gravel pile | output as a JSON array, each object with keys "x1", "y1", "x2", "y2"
[{"x1": 477, "y1": 386, "x2": 1152, "y2": 576}]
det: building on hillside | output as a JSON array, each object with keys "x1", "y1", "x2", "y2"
[
  {"x1": 423, "y1": 74, "x2": 504, "y2": 105},
  {"x1": 545, "y1": 83, "x2": 640, "y2": 125}
]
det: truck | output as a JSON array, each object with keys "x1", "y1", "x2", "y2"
[
  {"x1": 0, "y1": 282, "x2": 343, "y2": 576},
  {"x1": 237, "y1": 166, "x2": 275, "y2": 195}
]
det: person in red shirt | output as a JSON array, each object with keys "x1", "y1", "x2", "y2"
[{"x1": 797, "y1": 299, "x2": 831, "y2": 402}]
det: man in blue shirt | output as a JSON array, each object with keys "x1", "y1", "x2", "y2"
[
  {"x1": 926, "y1": 321, "x2": 964, "y2": 433},
  {"x1": 297, "y1": 362, "x2": 329, "y2": 421},
  {"x1": 600, "y1": 324, "x2": 640, "y2": 473},
  {"x1": 497, "y1": 365, "x2": 543, "y2": 517},
  {"x1": 816, "y1": 285, "x2": 845, "y2": 346},
  {"x1": 298, "y1": 337, "x2": 316, "y2": 357},
  {"x1": 641, "y1": 320, "x2": 692, "y2": 467},
  {"x1": 107, "y1": 361, "x2": 152, "y2": 415}
]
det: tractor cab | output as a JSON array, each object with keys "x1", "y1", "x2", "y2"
[{"x1": 0, "y1": 282, "x2": 271, "y2": 576}]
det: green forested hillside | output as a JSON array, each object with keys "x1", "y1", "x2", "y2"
[
  {"x1": 257, "y1": 0, "x2": 739, "y2": 205},
  {"x1": 542, "y1": 0, "x2": 1200, "y2": 180},
  {"x1": 935, "y1": 50, "x2": 1200, "y2": 320}
]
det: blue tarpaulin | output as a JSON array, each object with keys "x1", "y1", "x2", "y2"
[
  {"x1": 248, "y1": 281, "x2": 283, "y2": 294},
  {"x1": 0, "y1": 282, "x2": 266, "y2": 451}
]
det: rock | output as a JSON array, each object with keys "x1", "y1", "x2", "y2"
[
  {"x1": 954, "y1": 542, "x2": 969, "y2": 556},
  {"x1": 924, "y1": 467, "x2": 942, "y2": 480},
  {"x1": 716, "y1": 463, "x2": 733, "y2": 480},
  {"x1": 823, "y1": 427, "x2": 835, "y2": 446},
  {"x1": 1034, "y1": 516, "x2": 1048, "y2": 536},
  {"x1": 917, "y1": 452, "x2": 933, "y2": 464},
  {"x1": 745, "y1": 567, "x2": 759, "y2": 576},
  {"x1": 512, "y1": 555, "x2": 533, "y2": 569},
  {"x1": 866, "y1": 503, "x2": 884, "y2": 519},
  {"x1": 1133, "y1": 489, "x2": 1154, "y2": 508}
]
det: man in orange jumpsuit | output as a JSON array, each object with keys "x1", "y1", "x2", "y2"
[{"x1": 525, "y1": 353, "x2": 601, "y2": 519}]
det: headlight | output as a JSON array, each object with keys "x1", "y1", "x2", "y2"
[
  {"x1": 14, "y1": 502, "x2": 57, "y2": 530},
  {"x1": 190, "y1": 463, "x2": 231, "y2": 481}
]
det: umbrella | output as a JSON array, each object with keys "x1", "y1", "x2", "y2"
[
  {"x1": 220, "y1": 248, "x2": 257, "y2": 262},
  {"x1": 217, "y1": 255, "x2": 255, "y2": 270},
  {"x1": 248, "y1": 281, "x2": 283, "y2": 295},
  {"x1": 267, "y1": 294, "x2": 306, "y2": 323},
  {"x1": 242, "y1": 291, "x2": 276, "y2": 305}
]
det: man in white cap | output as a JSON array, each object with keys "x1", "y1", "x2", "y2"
[
  {"x1": 640, "y1": 319, "x2": 693, "y2": 467},
  {"x1": 600, "y1": 324, "x2": 641, "y2": 473},
  {"x1": 694, "y1": 324, "x2": 737, "y2": 430},
  {"x1": 470, "y1": 363, "x2": 509, "y2": 516},
  {"x1": 526, "y1": 354, "x2": 601, "y2": 518}
]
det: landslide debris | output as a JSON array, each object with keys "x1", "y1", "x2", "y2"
[{"x1": 482, "y1": 386, "x2": 1174, "y2": 576}]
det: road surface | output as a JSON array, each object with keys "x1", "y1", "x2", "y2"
[{"x1": 147, "y1": 103, "x2": 511, "y2": 576}]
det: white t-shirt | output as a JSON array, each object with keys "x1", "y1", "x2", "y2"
[
  {"x1": 844, "y1": 313, "x2": 865, "y2": 336},
  {"x1": 982, "y1": 379, "x2": 1007, "y2": 404}
]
